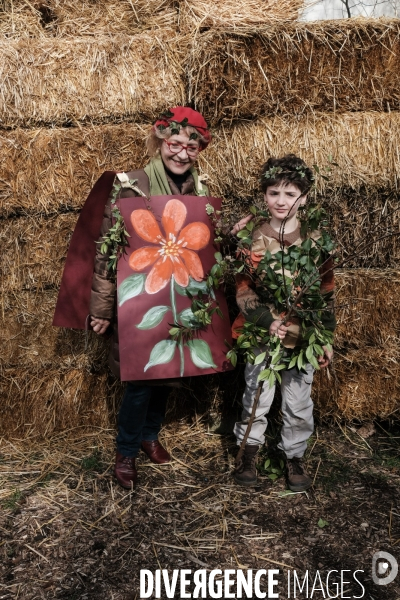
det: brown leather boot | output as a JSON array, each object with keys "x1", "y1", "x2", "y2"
[
  {"x1": 233, "y1": 444, "x2": 259, "y2": 486},
  {"x1": 141, "y1": 440, "x2": 171, "y2": 464},
  {"x1": 114, "y1": 452, "x2": 137, "y2": 489},
  {"x1": 286, "y1": 457, "x2": 312, "y2": 492}
]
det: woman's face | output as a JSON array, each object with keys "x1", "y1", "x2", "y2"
[{"x1": 159, "y1": 131, "x2": 200, "y2": 175}]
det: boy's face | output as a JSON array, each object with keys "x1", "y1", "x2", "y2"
[{"x1": 264, "y1": 182, "x2": 307, "y2": 223}]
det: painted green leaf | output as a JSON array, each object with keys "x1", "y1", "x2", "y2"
[
  {"x1": 144, "y1": 340, "x2": 177, "y2": 372},
  {"x1": 175, "y1": 277, "x2": 215, "y2": 299},
  {"x1": 118, "y1": 273, "x2": 146, "y2": 306},
  {"x1": 186, "y1": 339, "x2": 217, "y2": 369},
  {"x1": 178, "y1": 308, "x2": 199, "y2": 328},
  {"x1": 136, "y1": 306, "x2": 170, "y2": 330}
]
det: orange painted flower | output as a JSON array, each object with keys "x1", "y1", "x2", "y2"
[{"x1": 129, "y1": 199, "x2": 210, "y2": 294}]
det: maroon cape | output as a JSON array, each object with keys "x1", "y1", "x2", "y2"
[{"x1": 53, "y1": 171, "x2": 116, "y2": 329}]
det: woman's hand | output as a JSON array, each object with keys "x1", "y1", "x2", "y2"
[
  {"x1": 318, "y1": 346, "x2": 333, "y2": 368},
  {"x1": 269, "y1": 320, "x2": 288, "y2": 340},
  {"x1": 230, "y1": 214, "x2": 253, "y2": 236},
  {"x1": 90, "y1": 316, "x2": 110, "y2": 335}
]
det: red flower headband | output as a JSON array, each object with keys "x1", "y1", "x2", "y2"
[{"x1": 153, "y1": 106, "x2": 211, "y2": 147}]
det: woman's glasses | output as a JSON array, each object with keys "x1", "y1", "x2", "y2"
[{"x1": 163, "y1": 140, "x2": 200, "y2": 157}]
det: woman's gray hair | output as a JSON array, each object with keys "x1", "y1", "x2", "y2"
[{"x1": 146, "y1": 125, "x2": 208, "y2": 156}]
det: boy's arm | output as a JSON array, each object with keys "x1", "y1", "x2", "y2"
[{"x1": 236, "y1": 273, "x2": 275, "y2": 330}]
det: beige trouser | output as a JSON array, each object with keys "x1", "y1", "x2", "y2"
[{"x1": 234, "y1": 357, "x2": 314, "y2": 459}]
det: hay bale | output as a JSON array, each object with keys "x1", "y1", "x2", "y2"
[
  {"x1": 188, "y1": 18, "x2": 400, "y2": 124},
  {"x1": 179, "y1": 0, "x2": 303, "y2": 31},
  {"x1": 334, "y1": 270, "x2": 400, "y2": 349},
  {"x1": 0, "y1": 0, "x2": 177, "y2": 38},
  {"x1": 2, "y1": 111, "x2": 400, "y2": 217},
  {"x1": 0, "y1": 364, "x2": 122, "y2": 436},
  {"x1": 1, "y1": 289, "x2": 108, "y2": 367},
  {"x1": 313, "y1": 346, "x2": 400, "y2": 421},
  {"x1": 0, "y1": 31, "x2": 186, "y2": 128},
  {"x1": 313, "y1": 269, "x2": 400, "y2": 421},
  {"x1": 201, "y1": 111, "x2": 400, "y2": 199},
  {"x1": 0, "y1": 213, "x2": 77, "y2": 291},
  {"x1": 0, "y1": 124, "x2": 149, "y2": 217}
]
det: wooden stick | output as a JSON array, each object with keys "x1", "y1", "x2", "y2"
[{"x1": 235, "y1": 380, "x2": 264, "y2": 465}]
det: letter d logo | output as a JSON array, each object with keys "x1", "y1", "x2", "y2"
[{"x1": 372, "y1": 551, "x2": 398, "y2": 586}]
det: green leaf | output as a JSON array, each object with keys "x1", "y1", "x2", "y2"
[
  {"x1": 309, "y1": 354, "x2": 320, "y2": 370},
  {"x1": 186, "y1": 339, "x2": 217, "y2": 369},
  {"x1": 288, "y1": 354, "x2": 298, "y2": 370},
  {"x1": 175, "y1": 278, "x2": 214, "y2": 299},
  {"x1": 144, "y1": 340, "x2": 177, "y2": 372},
  {"x1": 318, "y1": 518, "x2": 329, "y2": 528},
  {"x1": 257, "y1": 368, "x2": 270, "y2": 382},
  {"x1": 179, "y1": 308, "x2": 199, "y2": 328},
  {"x1": 254, "y1": 352, "x2": 267, "y2": 365},
  {"x1": 226, "y1": 350, "x2": 237, "y2": 367},
  {"x1": 136, "y1": 306, "x2": 170, "y2": 330},
  {"x1": 118, "y1": 274, "x2": 146, "y2": 306}
]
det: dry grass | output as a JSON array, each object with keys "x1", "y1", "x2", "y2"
[
  {"x1": 334, "y1": 269, "x2": 400, "y2": 349},
  {"x1": 314, "y1": 346, "x2": 400, "y2": 421},
  {"x1": 187, "y1": 18, "x2": 400, "y2": 125},
  {"x1": 0, "y1": 124, "x2": 149, "y2": 217},
  {"x1": 202, "y1": 111, "x2": 400, "y2": 198},
  {"x1": 0, "y1": 0, "x2": 305, "y2": 39},
  {"x1": 0, "y1": 0, "x2": 178, "y2": 37},
  {"x1": 0, "y1": 422, "x2": 399, "y2": 598},
  {"x1": 313, "y1": 269, "x2": 400, "y2": 421},
  {"x1": 1, "y1": 289, "x2": 108, "y2": 367},
  {"x1": 179, "y1": 0, "x2": 304, "y2": 31},
  {"x1": 0, "y1": 30, "x2": 186, "y2": 128},
  {"x1": 1, "y1": 269, "x2": 399, "y2": 435},
  {"x1": 0, "y1": 213, "x2": 77, "y2": 290},
  {"x1": 2, "y1": 112, "x2": 400, "y2": 217},
  {"x1": 0, "y1": 364, "x2": 122, "y2": 437}
]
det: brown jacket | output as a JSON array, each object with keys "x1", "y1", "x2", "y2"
[{"x1": 89, "y1": 168, "x2": 197, "y2": 379}]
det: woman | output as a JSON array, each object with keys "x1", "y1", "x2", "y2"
[{"x1": 89, "y1": 107, "x2": 218, "y2": 489}]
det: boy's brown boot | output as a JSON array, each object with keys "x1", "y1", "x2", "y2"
[
  {"x1": 286, "y1": 457, "x2": 312, "y2": 492},
  {"x1": 234, "y1": 444, "x2": 259, "y2": 486}
]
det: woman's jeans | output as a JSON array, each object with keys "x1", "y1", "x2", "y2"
[{"x1": 116, "y1": 383, "x2": 169, "y2": 457}]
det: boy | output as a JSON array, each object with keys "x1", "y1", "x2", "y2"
[{"x1": 232, "y1": 154, "x2": 335, "y2": 491}]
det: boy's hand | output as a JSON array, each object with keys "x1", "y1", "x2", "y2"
[
  {"x1": 318, "y1": 346, "x2": 333, "y2": 368},
  {"x1": 230, "y1": 214, "x2": 253, "y2": 236},
  {"x1": 90, "y1": 316, "x2": 110, "y2": 335},
  {"x1": 269, "y1": 320, "x2": 288, "y2": 340}
]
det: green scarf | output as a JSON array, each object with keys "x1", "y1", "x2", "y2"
[{"x1": 144, "y1": 155, "x2": 209, "y2": 196}]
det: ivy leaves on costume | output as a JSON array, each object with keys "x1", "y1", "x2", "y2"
[
  {"x1": 98, "y1": 175, "x2": 147, "y2": 277},
  {"x1": 207, "y1": 201, "x2": 336, "y2": 385}
]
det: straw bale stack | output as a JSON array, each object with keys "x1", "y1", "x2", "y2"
[
  {"x1": 179, "y1": 0, "x2": 303, "y2": 31},
  {"x1": 333, "y1": 269, "x2": 400, "y2": 349},
  {"x1": 201, "y1": 111, "x2": 400, "y2": 199},
  {"x1": 187, "y1": 18, "x2": 400, "y2": 125},
  {"x1": 313, "y1": 269, "x2": 400, "y2": 420},
  {"x1": 2, "y1": 111, "x2": 400, "y2": 217},
  {"x1": 0, "y1": 213, "x2": 77, "y2": 291},
  {"x1": 0, "y1": 364, "x2": 121, "y2": 436},
  {"x1": 1, "y1": 289, "x2": 108, "y2": 367},
  {"x1": 0, "y1": 31, "x2": 186, "y2": 128},
  {"x1": 313, "y1": 347, "x2": 400, "y2": 421},
  {"x1": 0, "y1": 124, "x2": 149, "y2": 217},
  {"x1": 0, "y1": 0, "x2": 178, "y2": 38}
]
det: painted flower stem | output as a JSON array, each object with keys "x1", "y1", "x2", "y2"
[{"x1": 171, "y1": 277, "x2": 185, "y2": 376}]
